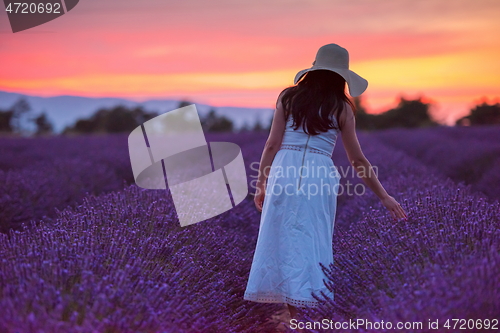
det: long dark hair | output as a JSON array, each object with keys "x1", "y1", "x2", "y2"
[{"x1": 279, "y1": 69, "x2": 356, "y2": 135}]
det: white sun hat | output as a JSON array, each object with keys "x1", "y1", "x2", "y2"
[{"x1": 294, "y1": 43, "x2": 368, "y2": 97}]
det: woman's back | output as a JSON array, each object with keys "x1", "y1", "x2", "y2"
[
  {"x1": 280, "y1": 107, "x2": 341, "y2": 158},
  {"x1": 244, "y1": 102, "x2": 341, "y2": 309}
]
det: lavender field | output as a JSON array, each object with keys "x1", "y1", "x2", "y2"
[{"x1": 0, "y1": 126, "x2": 499, "y2": 333}]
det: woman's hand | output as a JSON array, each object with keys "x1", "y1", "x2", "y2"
[
  {"x1": 254, "y1": 183, "x2": 266, "y2": 212},
  {"x1": 381, "y1": 195, "x2": 407, "y2": 220}
]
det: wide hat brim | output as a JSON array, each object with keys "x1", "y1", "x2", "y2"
[{"x1": 293, "y1": 66, "x2": 368, "y2": 97}]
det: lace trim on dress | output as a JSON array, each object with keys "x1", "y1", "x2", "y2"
[
  {"x1": 244, "y1": 291, "x2": 321, "y2": 308},
  {"x1": 280, "y1": 144, "x2": 332, "y2": 158}
]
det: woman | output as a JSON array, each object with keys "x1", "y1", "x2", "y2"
[{"x1": 243, "y1": 44, "x2": 408, "y2": 324}]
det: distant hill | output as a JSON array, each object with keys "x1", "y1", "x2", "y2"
[{"x1": 0, "y1": 91, "x2": 274, "y2": 134}]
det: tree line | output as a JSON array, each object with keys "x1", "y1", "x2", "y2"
[
  {"x1": 353, "y1": 96, "x2": 438, "y2": 130},
  {"x1": 61, "y1": 100, "x2": 244, "y2": 135},
  {"x1": 0, "y1": 98, "x2": 53, "y2": 136},
  {"x1": 0, "y1": 96, "x2": 499, "y2": 136}
]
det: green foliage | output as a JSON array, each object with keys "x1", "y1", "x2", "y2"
[
  {"x1": 251, "y1": 117, "x2": 265, "y2": 132},
  {"x1": 238, "y1": 121, "x2": 251, "y2": 132},
  {"x1": 63, "y1": 105, "x2": 158, "y2": 134},
  {"x1": 65, "y1": 101, "x2": 235, "y2": 134},
  {"x1": 178, "y1": 101, "x2": 234, "y2": 132},
  {"x1": 177, "y1": 100, "x2": 193, "y2": 109},
  {"x1": 200, "y1": 109, "x2": 234, "y2": 133},
  {"x1": 0, "y1": 109, "x2": 14, "y2": 133},
  {"x1": 352, "y1": 96, "x2": 372, "y2": 130},
  {"x1": 456, "y1": 101, "x2": 500, "y2": 126},
  {"x1": 0, "y1": 97, "x2": 33, "y2": 134},
  {"x1": 32, "y1": 111, "x2": 54, "y2": 136},
  {"x1": 355, "y1": 96, "x2": 438, "y2": 130}
]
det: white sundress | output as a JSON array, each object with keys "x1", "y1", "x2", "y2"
[{"x1": 244, "y1": 112, "x2": 341, "y2": 308}]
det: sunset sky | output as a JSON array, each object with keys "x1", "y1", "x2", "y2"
[{"x1": 1, "y1": 0, "x2": 499, "y2": 124}]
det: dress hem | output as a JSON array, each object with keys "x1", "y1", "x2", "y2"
[{"x1": 244, "y1": 291, "x2": 326, "y2": 308}]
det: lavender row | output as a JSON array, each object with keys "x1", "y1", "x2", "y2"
[
  {"x1": 0, "y1": 130, "x2": 333, "y2": 332},
  {"x1": 0, "y1": 131, "x2": 279, "y2": 333},
  {"x1": 297, "y1": 134, "x2": 500, "y2": 332},
  {"x1": 0, "y1": 184, "x2": 284, "y2": 333},
  {"x1": 371, "y1": 125, "x2": 500, "y2": 201},
  {"x1": 0, "y1": 134, "x2": 135, "y2": 233},
  {"x1": 1, "y1": 129, "x2": 499, "y2": 332},
  {"x1": 0, "y1": 132, "x2": 266, "y2": 234},
  {"x1": 0, "y1": 134, "x2": 133, "y2": 175}
]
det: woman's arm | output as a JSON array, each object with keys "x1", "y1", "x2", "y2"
[
  {"x1": 339, "y1": 102, "x2": 407, "y2": 220},
  {"x1": 254, "y1": 94, "x2": 287, "y2": 212}
]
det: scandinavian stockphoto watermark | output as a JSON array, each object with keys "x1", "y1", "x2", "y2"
[
  {"x1": 127, "y1": 104, "x2": 248, "y2": 227},
  {"x1": 3, "y1": 0, "x2": 80, "y2": 33},
  {"x1": 250, "y1": 160, "x2": 378, "y2": 199}
]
